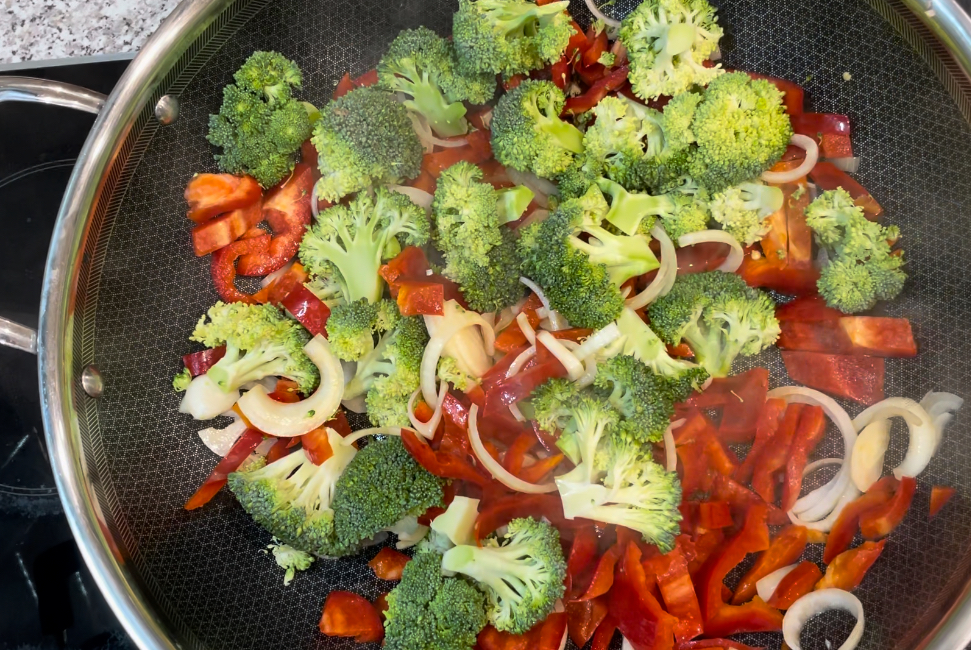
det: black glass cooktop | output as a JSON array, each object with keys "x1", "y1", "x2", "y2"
[{"x1": 0, "y1": 56, "x2": 132, "y2": 650}]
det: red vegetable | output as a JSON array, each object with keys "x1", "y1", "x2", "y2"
[
  {"x1": 566, "y1": 597, "x2": 609, "y2": 648},
  {"x1": 775, "y1": 295, "x2": 845, "y2": 322},
  {"x1": 368, "y1": 547, "x2": 410, "y2": 581},
  {"x1": 676, "y1": 241, "x2": 731, "y2": 274},
  {"x1": 815, "y1": 540, "x2": 885, "y2": 591},
  {"x1": 781, "y1": 405, "x2": 827, "y2": 512},
  {"x1": 319, "y1": 591, "x2": 384, "y2": 642},
  {"x1": 785, "y1": 181, "x2": 814, "y2": 269},
  {"x1": 745, "y1": 72, "x2": 804, "y2": 115},
  {"x1": 732, "y1": 525, "x2": 808, "y2": 605},
  {"x1": 684, "y1": 368, "x2": 768, "y2": 444},
  {"x1": 474, "y1": 493, "x2": 570, "y2": 543},
  {"x1": 282, "y1": 285, "x2": 330, "y2": 337},
  {"x1": 253, "y1": 261, "x2": 308, "y2": 306},
  {"x1": 778, "y1": 317, "x2": 917, "y2": 357},
  {"x1": 379, "y1": 246, "x2": 464, "y2": 306},
  {"x1": 824, "y1": 476, "x2": 897, "y2": 563},
  {"x1": 610, "y1": 542, "x2": 677, "y2": 650},
  {"x1": 550, "y1": 54, "x2": 571, "y2": 89},
  {"x1": 709, "y1": 475, "x2": 789, "y2": 526},
  {"x1": 678, "y1": 640, "x2": 762, "y2": 650},
  {"x1": 192, "y1": 200, "x2": 264, "y2": 257},
  {"x1": 332, "y1": 72, "x2": 355, "y2": 99},
  {"x1": 477, "y1": 613, "x2": 567, "y2": 650},
  {"x1": 930, "y1": 485, "x2": 957, "y2": 518},
  {"x1": 422, "y1": 130, "x2": 492, "y2": 177},
  {"x1": 563, "y1": 65, "x2": 630, "y2": 115},
  {"x1": 182, "y1": 346, "x2": 226, "y2": 377},
  {"x1": 738, "y1": 251, "x2": 820, "y2": 295},
  {"x1": 791, "y1": 112, "x2": 851, "y2": 141},
  {"x1": 396, "y1": 280, "x2": 445, "y2": 316},
  {"x1": 590, "y1": 616, "x2": 618, "y2": 650},
  {"x1": 766, "y1": 560, "x2": 822, "y2": 610},
  {"x1": 268, "y1": 377, "x2": 302, "y2": 403},
  {"x1": 184, "y1": 429, "x2": 264, "y2": 510},
  {"x1": 483, "y1": 357, "x2": 568, "y2": 419},
  {"x1": 264, "y1": 436, "x2": 291, "y2": 464},
  {"x1": 579, "y1": 544, "x2": 623, "y2": 601},
  {"x1": 400, "y1": 428, "x2": 489, "y2": 487},
  {"x1": 353, "y1": 69, "x2": 379, "y2": 87},
  {"x1": 809, "y1": 161, "x2": 883, "y2": 219},
  {"x1": 300, "y1": 427, "x2": 334, "y2": 465},
  {"x1": 698, "y1": 502, "x2": 733, "y2": 529},
  {"x1": 734, "y1": 398, "x2": 786, "y2": 484},
  {"x1": 782, "y1": 350, "x2": 885, "y2": 406},
  {"x1": 859, "y1": 476, "x2": 917, "y2": 539},
  {"x1": 653, "y1": 547, "x2": 704, "y2": 643},
  {"x1": 751, "y1": 403, "x2": 804, "y2": 504},
  {"x1": 210, "y1": 234, "x2": 271, "y2": 304},
  {"x1": 566, "y1": 526, "x2": 599, "y2": 597},
  {"x1": 184, "y1": 173, "x2": 261, "y2": 224}
]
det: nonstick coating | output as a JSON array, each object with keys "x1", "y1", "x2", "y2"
[{"x1": 79, "y1": 0, "x2": 971, "y2": 647}]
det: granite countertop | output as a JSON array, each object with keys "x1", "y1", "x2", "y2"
[{"x1": 1, "y1": 0, "x2": 180, "y2": 64}]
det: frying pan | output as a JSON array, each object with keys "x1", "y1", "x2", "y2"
[{"x1": 2, "y1": 0, "x2": 971, "y2": 647}]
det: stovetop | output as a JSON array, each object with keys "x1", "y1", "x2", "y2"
[{"x1": 0, "y1": 56, "x2": 132, "y2": 650}]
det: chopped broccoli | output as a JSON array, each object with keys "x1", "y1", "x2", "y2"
[
  {"x1": 173, "y1": 368, "x2": 192, "y2": 392},
  {"x1": 491, "y1": 80, "x2": 584, "y2": 179},
  {"x1": 614, "y1": 307, "x2": 709, "y2": 394},
  {"x1": 438, "y1": 356, "x2": 479, "y2": 391},
  {"x1": 384, "y1": 549, "x2": 487, "y2": 650},
  {"x1": 299, "y1": 187, "x2": 430, "y2": 305},
  {"x1": 593, "y1": 355, "x2": 680, "y2": 444},
  {"x1": 686, "y1": 72, "x2": 793, "y2": 193},
  {"x1": 806, "y1": 188, "x2": 906, "y2": 313},
  {"x1": 619, "y1": 0, "x2": 724, "y2": 100},
  {"x1": 452, "y1": 228, "x2": 526, "y2": 313},
  {"x1": 453, "y1": 0, "x2": 573, "y2": 77},
  {"x1": 654, "y1": 175, "x2": 711, "y2": 239},
  {"x1": 496, "y1": 186, "x2": 535, "y2": 224},
  {"x1": 648, "y1": 270, "x2": 780, "y2": 377},
  {"x1": 207, "y1": 52, "x2": 313, "y2": 188},
  {"x1": 189, "y1": 301, "x2": 318, "y2": 394},
  {"x1": 598, "y1": 177, "x2": 709, "y2": 241},
  {"x1": 228, "y1": 431, "x2": 358, "y2": 557},
  {"x1": 530, "y1": 377, "x2": 580, "y2": 437},
  {"x1": 441, "y1": 517, "x2": 566, "y2": 634},
  {"x1": 331, "y1": 436, "x2": 446, "y2": 550},
  {"x1": 268, "y1": 539, "x2": 314, "y2": 586},
  {"x1": 325, "y1": 298, "x2": 400, "y2": 362},
  {"x1": 709, "y1": 181, "x2": 784, "y2": 245},
  {"x1": 378, "y1": 27, "x2": 496, "y2": 138},
  {"x1": 311, "y1": 87, "x2": 423, "y2": 201}
]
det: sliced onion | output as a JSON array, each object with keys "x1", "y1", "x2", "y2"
[
  {"x1": 583, "y1": 0, "x2": 621, "y2": 28},
  {"x1": 757, "y1": 564, "x2": 798, "y2": 602},
  {"x1": 253, "y1": 437, "x2": 277, "y2": 456},
  {"x1": 421, "y1": 304, "x2": 496, "y2": 405},
  {"x1": 573, "y1": 323, "x2": 621, "y2": 361},
  {"x1": 198, "y1": 418, "x2": 248, "y2": 457},
  {"x1": 478, "y1": 109, "x2": 493, "y2": 129},
  {"x1": 517, "y1": 312, "x2": 537, "y2": 345},
  {"x1": 788, "y1": 484, "x2": 861, "y2": 531},
  {"x1": 407, "y1": 112, "x2": 469, "y2": 150},
  {"x1": 921, "y1": 391, "x2": 963, "y2": 452},
  {"x1": 408, "y1": 380, "x2": 448, "y2": 440},
  {"x1": 342, "y1": 394, "x2": 367, "y2": 413},
  {"x1": 804, "y1": 457, "x2": 844, "y2": 476},
  {"x1": 520, "y1": 276, "x2": 551, "y2": 311},
  {"x1": 261, "y1": 260, "x2": 294, "y2": 288},
  {"x1": 506, "y1": 168, "x2": 557, "y2": 207},
  {"x1": 575, "y1": 352, "x2": 599, "y2": 389},
  {"x1": 762, "y1": 134, "x2": 819, "y2": 184},
  {"x1": 494, "y1": 305, "x2": 519, "y2": 333},
  {"x1": 784, "y1": 589, "x2": 865, "y2": 650},
  {"x1": 827, "y1": 156, "x2": 861, "y2": 173},
  {"x1": 388, "y1": 184, "x2": 433, "y2": 210},
  {"x1": 678, "y1": 230, "x2": 744, "y2": 272},
  {"x1": 767, "y1": 386, "x2": 857, "y2": 522},
  {"x1": 517, "y1": 208, "x2": 550, "y2": 230},
  {"x1": 341, "y1": 426, "x2": 404, "y2": 446},
  {"x1": 507, "y1": 346, "x2": 537, "y2": 377},
  {"x1": 468, "y1": 404, "x2": 557, "y2": 493},
  {"x1": 509, "y1": 403, "x2": 526, "y2": 422},
  {"x1": 179, "y1": 375, "x2": 241, "y2": 421},
  {"x1": 852, "y1": 398, "x2": 936, "y2": 479},
  {"x1": 537, "y1": 331, "x2": 584, "y2": 381},
  {"x1": 311, "y1": 183, "x2": 322, "y2": 220},
  {"x1": 627, "y1": 224, "x2": 677, "y2": 309},
  {"x1": 663, "y1": 419, "x2": 685, "y2": 473},
  {"x1": 545, "y1": 310, "x2": 571, "y2": 331},
  {"x1": 710, "y1": 46, "x2": 722, "y2": 61},
  {"x1": 850, "y1": 419, "x2": 889, "y2": 491}
]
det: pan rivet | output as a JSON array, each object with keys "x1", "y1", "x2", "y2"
[
  {"x1": 81, "y1": 365, "x2": 104, "y2": 398},
  {"x1": 155, "y1": 95, "x2": 180, "y2": 125}
]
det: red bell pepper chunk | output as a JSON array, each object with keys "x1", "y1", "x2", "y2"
[
  {"x1": 184, "y1": 428, "x2": 264, "y2": 510},
  {"x1": 673, "y1": 412, "x2": 716, "y2": 497},
  {"x1": 579, "y1": 544, "x2": 624, "y2": 601},
  {"x1": 210, "y1": 234, "x2": 271, "y2": 304},
  {"x1": 423, "y1": 130, "x2": 493, "y2": 177},
  {"x1": 859, "y1": 476, "x2": 917, "y2": 539},
  {"x1": 704, "y1": 597, "x2": 783, "y2": 637},
  {"x1": 264, "y1": 436, "x2": 291, "y2": 464},
  {"x1": 380, "y1": 246, "x2": 465, "y2": 305},
  {"x1": 332, "y1": 72, "x2": 355, "y2": 99},
  {"x1": 791, "y1": 112, "x2": 852, "y2": 143},
  {"x1": 483, "y1": 357, "x2": 569, "y2": 419},
  {"x1": 654, "y1": 547, "x2": 704, "y2": 643},
  {"x1": 582, "y1": 28, "x2": 609, "y2": 67},
  {"x1": 550, "y1": 54, "x2": 572, "y2": 89},
  {"x1": 502, "y1": 430, "x2": 538, "y2": 477},
  {"x1": 676, "y1": 241, "x2": 732, "y2": 274},
  {"x1": 566, "y1": 597, "x2": 609, "y2": 648},
  {"x1": 809, "y1": 161, "x2": 883, "y2": 219},
  {"x1": 396, "y1": 280, "x2": 445, "y2": 316},
  {"x1": 319, "y1": 591, "x2": 384, "y2": 642},
  {"x1": 815, "y1": 539, "x2": 885, "y2": 591},
  {"x1": 518, "y1": 454, "x2": 564, "y2": 484},
  {"x1": 685, "y1": 529, "x2": 725, "y2": 577},
  {"x1": 738, "y1": 251, "x2": 820, "y2": 295},
  {"x1": 709, "y1": 474, "x2": 789, "y2": 526},
  {"x1": 368, "y1": 547, "x2": 411, "y2": 581},
  {"x1": 751, "y1": 403, "x2": 805, "y2": 504},
  {"x1": 192, "y1": 199, "x2": 264, "y2": 257},
  {"x1": 477, "y1": 613, "x2": 567, "y2": 650},
  {"x1": 300, "y1": 427, "x2": 334, "y2": 465},
  {"x1": 745, "y1": 72, "x2": 804, "y2": 115},
  {"x1": 253, "y1": 261, "x2": 309, "y2": 306},
  {"x1": 563, "y1": 65, "x2": 630, "y2": 115},
  {"x1": 688, "y1": 368, "x2": 769, "y2": 444},
  {"x1": 734, "y1": 397, "x2": 786, "y2": 484},
  {"x1": 760, "y1": 196, "x2": 788, "y2": 268},
  {"x1": 182, "y1": 346, "x2": 226, "y2": 377},
  {"x1": 698, "y1": 502, "x2": 733, "y2": 530},
  {"x1": 400, "y1": 428, "x2": 489, "y2": 487},
  {"x1": 566, "y1": 526, "x2": 599, "y2": 597},
  {"x1": 268, "y1": 377, "x2": 302, "y2": 403},
  {"x1": 374, "y1": 592, "x2": 390, "y2": 620},
  {"x1": 474, "y1": 493, "x2": 570, "y2": 543},
  {"x1": 778, "y1": 317, "x2": 917, "y2": 357},
  {"x1": 282, "y1": 285, "x2": 330, "y2": 337},
  {"x1": 824, "y1": 476, "x2": 897, "y2": 562},
  {"x1": 610, "y1": 543, "x2": 677, "y2": 650},
  {"x1": 184, "y1": 173, "x2": 261, "y2": 224},
  {"x1": 785, "y1": 181, "x2": 814, "y2": 270},
  {"x1": 732, "y1": 525, "x2": 808, "y2": 605},
  {"x1": 775, "y1": 295, "x2": 845, "y2": 322},
  {"x1": 766, "y1": 560, "x2": 822, "y2": 610},
  {"x1": 353, "y1": 68, "x2": 379, "y2": 87},
  {"x1": 782, "y1": 351, "x2": 885, "y2": 406},
  {"x1": 930, "y1": 485, "x2": 957, "y2": 518},
  {"x1": 590, "y1": 615, "x2": 618, "y2": 650},
  {"x1": 781, "y1": 405, "x2": 827, "y2": 512}
]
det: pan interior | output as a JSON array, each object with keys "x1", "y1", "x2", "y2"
[{"x1": 73, "y1": 0, "x2": 971, "y2": 647}]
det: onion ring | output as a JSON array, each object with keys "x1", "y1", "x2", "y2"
[
  {"x1": 627, "y1": 224, "x2": 677, "y2": 309},
  {"x1": 784, "y1": 589, "x2": 865, "y2": 650},
  {"x1": 678, "y1": 230, "x2": 744, "y2": 272},
  {"x1": 762, "y1": 134, "x2": 819, "y2": 184}
]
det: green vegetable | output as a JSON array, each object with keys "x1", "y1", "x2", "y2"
[
  {"x1": 593, "y1": 354, "x2": 685, "y2": 444},
  {"x1": 709, "y1": 181, "x2": 784, "y2": 245},
  {"x1": 597, "y1": 177, "x2": 709, "y2": 242},
  {"x1": 232, "y1": 51, "x2": 303, "y2": 106},
  {"x1": 172, "y1": 368, "x2": 192, "y2": 392},
  {"x1": 311, "y1": 87, "x2": 423, "y2": 201},
  {"x1": 613, "y1": 307, "x2": 709, "y2": 396},
  {"x1": 438, "y1": 356, "x2": 479, "y2": 391},
  {"x1": 325, "y1": 298, "x2": 399, "y2": 362},
  {"x1": 268, "y1": 539, "x2": 314, "y2": 586},
  {"x1": 441, "y1": 517, "x2": 566, "y2": 634},
  {"x1": 496, "y1": 186, "x2": 535, "y2": 224}
]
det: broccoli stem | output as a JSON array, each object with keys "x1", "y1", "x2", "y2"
[
  {"x1": 207, "y1": 343, "x2": 290, "y2": 392},
  {"x1": 664, "y1": 23, "x2": 697, "y2": 55},
  {"x1": 396, "y1": 60, "x2": 469, "y2": 137},
  {"x1": 682, "y1": 321, "x2": 740, "y2": 378},
  {"x1": 539, "y1": 115, "x2": 584, "y2": 154},
  {"x1": 442, "y1": 544, "x2": 540, "y2": 606},
  {"x1": 569, "y1": 226, "x2": 659, "y2": 286}
]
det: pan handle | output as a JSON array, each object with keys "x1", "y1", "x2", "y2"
[{"x1": 0, "y1": 77, "x2": 107, "y2": 355}]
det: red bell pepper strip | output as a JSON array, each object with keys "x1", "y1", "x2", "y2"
[
  {"x1": 781, "y1": 405, "x2": 827, "y2": 512},
  {"x1": 300, "y1": 427, "x2": 334, "y2": 465},
  {"x1": 775, "y1": 295, "x2": 844, "y2": 322},
  {"x1": 184, "y1": 173, "x2": 261, "y2": 224},
  {"x1": 720, "y1": 369, "x2": 769, "y2": 444},
  {"x1": 550, "y1": 54, "x2": 572, "y2": 89},
  {"x1": 579, "y1": 544, "x2": 624, "y2": 601},
  {"x1": 930, "y1": 485, "x2": 957, "y2": 518},
  {"x1": 590, "y1": 615, "x2": 618, "y2": 650},
  {"x1": 319, "y1": 591, "x2": 384, "y2": 642},
  {"x1": 503, "y1": 430, "x2": 537, "y2": 477},
  {"x1": 809, "y1": 161, "x2": 883, "y2": 219},
  {"x1": 566, "y1": 526, "x2": 599, "y2": 597},
  {"x1": 654, "y1": 547, "x2": 704, "y2": 643},
  {"x1": 791, "y1": 112, "x2": 851, "y2": 138},
  {"x1": 678, "y1": 640, "x2": 763, "y2": 650},
  {"x1": 824, "y1": 476, "x2": 897, "y2": 562},
  {"x1": 704, "y1": 597, "x2": 783, "y2": 637},
  {"x1": 732, "y1": 525, "x2": 808, "y2": 605},
  {"x1": 482, "y1": 357, "x2": 569, "y2": 419},
  {"x1": 610, "y1": 542, "x2": 677, "y2": 650},
  {"x1": 745, "y1": 72, "x2": 804, "y2": 115},
  {"x1": 815, "y1": 540, "x2": 885, "y2": 591},
  {"x1": 268, "y1": 377, "x2": 302, "y2": 403},
  {"x1": 282, "y1": 285, "x2": 330, "y2": 337},
  {"x1": 760, "y1": 200, "x2": 788, "y2": 268},
  {"x1": 686, "y1": 529, "x2": 725, "y2": 577},
  {"x1": 859, "y1": 476, "x2": 917, "y2": 539},
  {"x1": 782, "y1": 351, "x2": 885, "y2": 406},
  {"x1": 734, "y1": 398, "x2": 786, "y2": 484},
  {"x1": 253, "y1": 261, "x2": 309, "y2": 306},
  {"x1": 766, "y1": 560, "x2": 822, "y2": 609},
  {"x1": 184, "y1": 428, "x2": 264, "y2": 510},
  {"x1": 182, "y1": 346, "x2": 226, "y2": 377},
  {"x1": 400, "y1": 428, "x2": 489, "y2": 487},
  {"x1": 396, "y1": 280, "x2": 445, "y2": 316},
  {"x1": 709, "y1": 475, "x2": 789, "y2": 525},
  {"x1": 698, "y1": 502, "x2": 733, "y2": 529},
  {"x1": 563, "y1": 65, "x2": 630, "y2": 115},
  {"x1": 676, "y1": 241, "x2": 731, "y2": 274},
  {"x1": 785, "y1": 181, "x2": 814, "y2": 270},
  {"x1": 738, "y1": 250, "x2": 820, "y2": 295},
  {"x1": 422, "y1": 130, "x2": 492, "y2": 177},
  {"x1": 332, "y1": 72, "x2": 355, "y2": 99},
  {"x1": 264, "y1": 436, "x2": 291, "y2": 464},
  {"x1": 192, "y1": 199, "x2": 264, "y2": 257},
  {"x1": 581, "y1": 27, "x2": 609, "y2": 67},
  {"x1": 518, "y1": 454, "x2": 564, "y2": 483},
  {"x1": 368, "y1": 547, "x2": 411, "y2": 581},
  {"x1": 353, "y1": 68, "x2": 379, "y2": 87},
  {"x1": 380, "y1": 246, "x2": 465, "y2": 305},
  {"x1": 674, "y1": 412, "x2": 716, "y2": 497},
  {"x1": 210, "y1": 234, "x2": 271, "y2": 304},
  {"x1": 474, "y1": 493, "x2": 570, "y2": 542},
  {"x1": 566, "y1": 597, "x2": 609, "y2": 648},
  {"x1": 778, "y1": 317, "x2": 917, "y2": 357},
  {"x1": 751, "y1": 403, "x2": 805, "y2": 504}
]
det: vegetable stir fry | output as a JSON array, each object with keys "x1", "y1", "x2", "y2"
[{"x1": 173, "y1": 2, "x2": 963, "y2": 648}]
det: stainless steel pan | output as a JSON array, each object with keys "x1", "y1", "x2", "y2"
[{"x1": 4, "y1": 0, "x2": 971, "y2": 647}]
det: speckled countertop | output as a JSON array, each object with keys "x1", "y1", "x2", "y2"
[{"x1": 1, "y1": 0, "x2": 180, "y2": 64}]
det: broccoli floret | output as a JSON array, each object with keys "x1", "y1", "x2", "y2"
[
  {"x1": 325, "y1": 299, "x2": 379, "y2": 361},
  {"x1": 653, "y1": 175, "x2": 711, "y2": 239},
  {"x1": 438, "y1": 356, "x2": 479, "y2": 391},
  {"x1": 530, "y1": 377, "x2": 580, "y2": 436},
  {"x1": 807, "y1": 188, "x2": 906, "y2": 313},
  {"x1": 619, "y1": 0, "x2": 724, "y2": 101},
  {"x1": 207, "y1": 52, "x2": 313, "y2": 188},
  {"x1": 451, "y1": 228, "x2": 526, "y2": 313},
  {"x1": 311, "y1": 87, "x2": 423, "y2": 201},
  {"x1": 331, "y1": 437, "x2": 446, "y2": 549},
  {"x1": 710, "y1": 181, "x2": 784, "y2": 245},
  {"x1": 453, "y1": 0, "x2": 572, "y2": 77},
  {"x1": 228, "y1": 432, "x2": 358, "y2": 557},
  {"x1": 299, "y1": 187, "x2": 430, "y2": 305},
  {"x1": 267, "y1": 539, "x2": 314, "y2": 586},
  {"x1": 614, "y1": 307, "x2": 708, "y2": 395},
  {"x1": 491, "y1": 80, "x2": 584, "y2": 179},
  {"x1": 189, "y1": 301, "x2": 318, "y2": 394},
  {"x1": 441, "y1": 517, "x2": 566, "y2": 634},
  {"x1": 173, "y1": 368, "x2": 192, "y2": 392},
  {"x1": 593, "y1": 355, "x2": 680, "y2": 444},
  {"x1": 598, "y1": 176, "x2": 710, "y2": 240},
  {"x1": 648, "y1": 270, "x2": 780, "y2": 377},
  {"x1": 687, "y1": 72, "x2": 793, "y2": 193},
  {"x1": 378, "y1": 27, "x2": 496, "y2": 138},
  {"x1": 385, "y1": 549, "x2": 487, "y2": 650}
]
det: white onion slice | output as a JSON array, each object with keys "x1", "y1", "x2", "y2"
[
  {"x1": 253, "y1": 437, "x2": 277, "y2": 456},
  {"x1": 575, "y1": 352, "x2": 599, "y2": 389},
  {"x1": 507, "y1": 168, "x2": 557, "y2": 207},
  {"x1": 850, "y1": 419, "x2": 889, "y2": 491},
  {"x1": 517, "y1": 312, "x2": 537, "y2": 345},
  {"x1": 545, "y1": 310, "x2": 570, "y2": 331},
  {"x1": 804, "y1": 457, "x2": 844, "y2": 476},
  {"x1": 311, "y1": 183, "x2": 322, "y2": 220},
  {"x1": 678, "y1": 230, "x2": 744, "y2": 272},
  {"x1": 507, "y1": 346, "x2": 537, "y2": 378},
  {"x1": 573, "y1": 323, "x2": 621, "y2": 361},
  {"x1": 468, "y1": 404, "x2": 557, "y2": 493},
  {"x1": 827, "y1": 156, "x2": 861, "y2": 173},
  {"x1": 494, "y1": 306, "x2": 519, "y2": 334},
  {"x1": 788, "y1": 484, "x2": 861, "y2": 531},
  {"x1": 762, "y1": 134, "x2": 820, "y2": 184},
  {"x1": 757, "y1": 564, "x2": 798, "y2": 602},
  {"x1": 663, "y1": 419, "x2": 685, "y2": 473},
  {"x1": 921, "y1": 391, "x2": 963, "y2": 451},
  {"x1": 341, "y1": 426, "x2": 404, "y2": 446},
  {"x1": 784, "y1": 589, "x2": 865, "y2": 650},
  {"x1": 408, "y1": 380, "x2": 448, "y2": 440},
  {"x1": 261, "y1": 260, "x2": 294, "y2": 288},
  {"x1": 388, "y1": 184, "x2": 433, "y2": 210},
  {"x1": 537, "y1": 331, "x2": 584, "y2": 381},
  {"x1": 179, "y1": 375, "x2": 241, "y2": 421},
  {"x1": 520, "y1": 277, "x2": 551, "y2": 312},
  {"x1": 198, "y1": 418, "x2": 248, "y2": 457},
  {"x1": 421, "y1": 305, "x2": 496, "y2": 405},
  {"x1": 852, "y1": 398, "x2": 936, "y2": 479},
  {"x1": 584, "y1": 0, "x2": 621, "y2": 28},
  {"x1": 627, "y1": 224, "x2": 677, "y2": 309},
  {"x1": 509, "y1": 403, "x2": 526, "y2": 422},
  {"x1": 407, "y1": 112, "x2": 469, "y2": 149}
]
